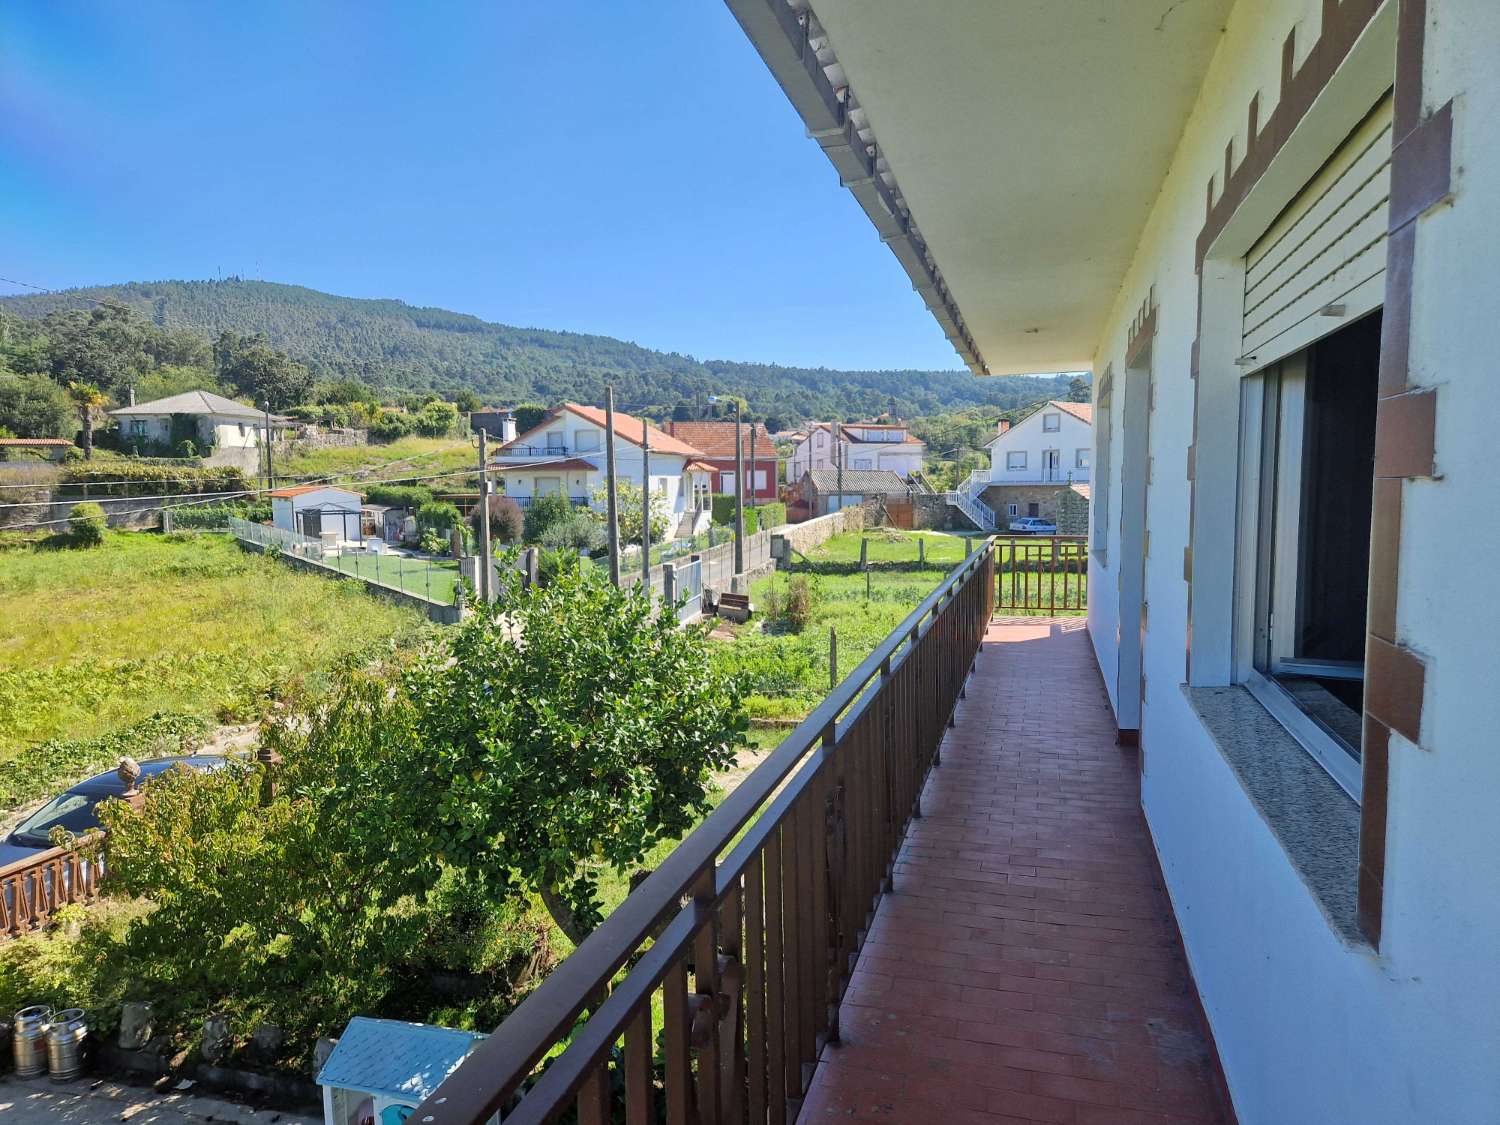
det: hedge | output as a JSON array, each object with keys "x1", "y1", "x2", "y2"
[
  {"x1": 59, "y1": 463, "x2": 253, "y2": 498},
  {"x1": 170, "y1": 500, "x2": 273, "y2": 529},
  {"x1": 364, "y1": 483, "x2": 433, "y2": 509},
  {"x1": 753, "y1": 501, "x2": 787, "y2": 530}
]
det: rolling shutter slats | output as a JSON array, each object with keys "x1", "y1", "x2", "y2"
[{"x1": 1242, "y1": 95, "x2": 1393, "y2": 364}]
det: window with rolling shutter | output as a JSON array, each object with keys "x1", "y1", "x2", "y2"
[{"x1": 1241, "y1": 93, "x2": 1393, "y2": 368}]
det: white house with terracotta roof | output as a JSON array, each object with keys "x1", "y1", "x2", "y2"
[
  {"x1": 491, "y1": 403, "x2": 714, "y2": 535},
  {"x1": 983, "y1": 399, "x2": 1092, "y2": 485}
]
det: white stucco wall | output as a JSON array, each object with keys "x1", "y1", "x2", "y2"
[
  {"x1": 985, "y1": 408, "x2": 1091, "y2": 485},
  {"x1": 1083, "y1": 0, "x2": 1500, "y2": 1121},
  {"x1": 500, "y1": 413, "x2": 695, "y2": 519}
]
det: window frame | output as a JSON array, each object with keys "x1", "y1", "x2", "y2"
[
  {"x1": 1092, "y1": 374, "x2": 1112, "y2": 562},
  {"x1": 1042, "y1": 412, "x2": 1061, "y2": 432},
  {"x1": 1005, "y1": 451, "x2": 1027, "y2": 471},
  {"x1": 1235, "y1": 353, "x2": 1365, "y2": 801},
  {"x1": 1076, "y1": 448, "x2": 1090, "y2": 469}
]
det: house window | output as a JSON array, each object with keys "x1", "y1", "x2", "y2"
[
  {"x1": 1027, "y1": 503, "x2": 1040, "y2": 517},
  {"x1": 1093, "y1": 375, "x2": 1113, "y2": 561},
  {"x1": 130, "y1": 419, "x2": 148, "y2": 437},
  {"x1": 1042, "y1": 413, "x2": 1061, "y2": 432},
  {"x1": 1238, "y1": 312, "x2": 1381, "y2": 799},
  {"x1": 1006, "y1": 451, "x2": 1027, "y2": 471},
  {"x1": 1007, "y1": 503, "x2": 1018, "y2": 517},
  {"x1": 719, "y1": 472, "x2": 735, "y2": 492},
  {"x1": 574, "y1": 429, "x2": 600, "y2": 452},
  {"x1": 545, "y1": 430, "x2": 565, "y2": 453},
  {"x1": 1076, "y1": 448, "x2": 1089, "y2": 469},
  {"x1": 853, "y1": 458, "x2": 872, "y2": 469}
]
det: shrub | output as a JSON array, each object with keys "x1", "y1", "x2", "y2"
[
  {"x1": 591, "y1": 480, "x2": 671, "y2": 545},
  {"x1": 69, "y1": 502, "x2": 107, "y2": 546},
  {"x1": 369, "y1": 411, "x2": 415, "y2": 443},
  {"x1": 59, "y1": 463, "x2": 250, "y2": 498},
  {"x1": 754, "y1": 501, "x2": 787, "y2": 530},
  {"x1": 365, "y1": 483, "x2": 433, "y2": 510},
  {"x1": 711, "y1": 494, "x2": 768, "y2": 534},
  {"x1": 413, "y1": 400, "x2": 459, "y2": 438},
  {"x1": 0, "y1": 711, "x2": 211, "y2": 809},
  {"x1": 472, "y1": 494, "x2": 523, "y2": 545},
  {"x1": 764, "y1": 574, "x2": 817, "y2": 633},
  {"x1": 416, "y1": 500, "x2": 461, "y2": 533},
  {"x1": 169, "y1": 500, "x2": 272, "y2": 530},
  {"x1": 522, "y1": 492, "x2": 576, "y2": 543},
  {"x1": 539, "y1": 511, "x2": 604, "y2": 553}
]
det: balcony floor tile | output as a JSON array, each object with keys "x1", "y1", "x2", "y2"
[{"x1": 799, "y1": 618, "x2": 1230, "y2": 1125}]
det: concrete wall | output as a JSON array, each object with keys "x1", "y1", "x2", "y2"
[{"x1": 1084, "y1": 1, "x2": 1500, "y2": 1121}]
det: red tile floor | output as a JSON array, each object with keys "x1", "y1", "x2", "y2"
[{"x1": 799, "y1": 618, "x2": 1230, "y2": 1124}]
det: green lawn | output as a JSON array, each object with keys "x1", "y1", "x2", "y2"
[
  {"x1": 714, "y1": 529, "x2": 973, "y2": 726},
  {"x1": 325, "y1": 550, "x2": 460, "y2": 604},
  {"x1": 992, "y1": 535, "x2": 1088, "y2": 614},
  {"x1": 0, "y1": 531, "x2": 430, "y2": 764}
]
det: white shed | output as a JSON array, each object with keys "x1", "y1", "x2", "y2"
[{"x1": 270, "y1": 486, "x2": 364, "y2": 543}]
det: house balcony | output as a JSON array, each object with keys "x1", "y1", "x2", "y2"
[
  {"x1": 414, "y1": 547, "x2": 1227, "y2": 1125},
  {"x1": 505, "y1": 495, "x2": 592, "y2": 510}
]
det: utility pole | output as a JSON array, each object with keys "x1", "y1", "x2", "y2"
[
  {"x1": 748, "y1": 415, "x2": 758, "y2": 509},
  {"x1": 263, "y1": 402, "x2": 275, "y2": 492},
  {"x1": 477, "y1": 428, "x2": 492, "y2": 603},
  {"x1": 734, "y1": 399, "x2": 745, "y2": 576},
  {"x1": 640, "y1": 417, "x2": 652, "y2": 589},
  {"x1": 835, "y1": 421, "x2": 844, "y2": 516},
  {"x1": 605, "y1": 386, "x2": 621, "y2": 587}
]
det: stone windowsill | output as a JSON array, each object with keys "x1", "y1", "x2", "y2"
[{"x1": 1182, "y1": 683, "x2": 1365, "y2": 946}]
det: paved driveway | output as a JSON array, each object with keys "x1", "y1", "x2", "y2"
[{"x1": 0, "y1": 1076, "x2": 318, "y2": 1124}]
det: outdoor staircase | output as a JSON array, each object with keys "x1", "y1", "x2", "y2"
[{"x1": 944, "y1": 468, "x2": 997, "y2": 531}]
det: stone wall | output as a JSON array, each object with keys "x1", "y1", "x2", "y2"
[
  {"x1": 910, "y1": 493, "x2": 966, "y2": 531},
  {"x1": 1056, "y1": 488, "x2": 1090, "y2": 536},
  {"x1": 981, "y1": 484, "x2": 1083, "y2": 528},
  {"x1": 771, "y1": 505, "x2": 866, "y2": 560}
]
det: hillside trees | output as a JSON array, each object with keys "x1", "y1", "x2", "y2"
[
  {"x1": 0, "y1": 369, "x2": 72, "y2": 438},
  {"x1": 214, "y1": 332, "x2": 313, "y2": 410}
]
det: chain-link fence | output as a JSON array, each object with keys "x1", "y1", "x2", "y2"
[{"x1": 228, "y1": 518, "x2": 459, "y2": 606}]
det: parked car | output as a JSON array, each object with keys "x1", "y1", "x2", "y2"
[
  {"x1": 1008, "y1": 516, "x2": 1058, "y2": 534},
  {"x1": 0, "y1": 755, "x2": 231, "y2": 869}
]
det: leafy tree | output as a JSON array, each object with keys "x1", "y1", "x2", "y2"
[
  {"x1": 539, "y1": 511, "x2": 604, "y2": 553},
  {"x1": 317, "y1": 377, "x2": 373, "y2": 405},
  {"x1": 471, "y1": 494, "x2": 523, "y2": 544},
  {"x1": 0, "y1": 371, "x2": 73, "y2": 438},
  {"x1": 452, "y1": 389, "x2": 480, "y2": 414},
  {"x1": 413, "y1": 399, "x2": 459, "y2": 437},
  {"x1": 511, "y1": 403, "x2": 549, "y2": 433},
  {"x1": 369, "y1": 410, "x2": 414, "y2": 443},
  {"x1": 416, "y1": 500, "x2": 462, "y2": 534},
  {"x1": 215, "y1": 333, "x2": 312, "y2": 410},
  {"x1": 592, "y1": 479, "x2": 670, "y2": 546},
  {"x1": 1067, "y1": 376, "x2": 1091, "y2": 403},
  {"x1": 65, "y1": 381, "x2": 107, "y2": 459},
  {"x1": 671, "y1": 401, "x2": 695, "y2": 422},
  {"x1": 42, "y1": 304, "x2": 147, "y2": 391},
  {"x1": 284, "y1": 570, "x2": 744, "y2": 942},
  {"x1": 522, "y1": 492, "x2": 576, "y2": 543}
]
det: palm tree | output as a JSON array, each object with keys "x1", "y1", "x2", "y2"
[{"x1": 66, "y1": 381, "x2": 107, "y2": 460}]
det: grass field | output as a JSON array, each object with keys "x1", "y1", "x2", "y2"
[
  {"x1": 0, "y1": 531, "x2": 430, "y2": 763},
  {"x1": 714, "y1": 529, "x2": 972, "y2": 727},
  {"x1": 272, "y1": 435, "x2": 477, "y2": 487}
]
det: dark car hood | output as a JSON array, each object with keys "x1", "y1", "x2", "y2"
[{"x1": 0, "y1": 839, "x2": 47, "y2": 869}]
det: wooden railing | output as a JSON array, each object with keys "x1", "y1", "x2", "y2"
[
  {"x1": 993, "y1": 535, "x2": 1088, "y2": 614},
  {"x1": 0, "y1": 841, "x2": 103, "y2": 939},
  {"x1": 416, "y1": 539, "x2": 997, "y2": 1124}
]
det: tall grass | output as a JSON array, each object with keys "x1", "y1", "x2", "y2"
[
  {"x1": 0, "y1": 531, "x2": 430, "y2": 761},
  {"x1": 272, "y1": 435, "x2": 476, "y2": 485}
]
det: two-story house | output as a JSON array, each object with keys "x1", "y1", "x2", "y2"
[
  {"x1": 661, "y1": 420, "x2": 778, "y2": 502},
  {"x1": 491, "y1": 403, "x2": 713, "y2": 536},
  {"x1": 980, "y1": 399, "x2": 1092, "y2": 530},
  {"x1": 785, "y1": 418, "x2": 926, "y2": 482}
]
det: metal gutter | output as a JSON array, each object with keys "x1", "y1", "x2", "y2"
[{"x1": 723, "y1": 0, "x2": 989, "y2": 375}]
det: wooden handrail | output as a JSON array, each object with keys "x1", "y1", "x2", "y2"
[
  {"x1": 415, "y1": 538, "x2": 997, "y2": 1124},
  {"x1": 0, "y1": 836, "x2": 104, "y2": 940}
]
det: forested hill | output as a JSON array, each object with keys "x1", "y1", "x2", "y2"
[{"x1": 0, "y1": 279, "x2": 1079, "y2": 419}]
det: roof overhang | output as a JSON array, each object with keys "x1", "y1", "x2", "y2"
[{"x1": 724, "y1": 0, "x2": 1233, "y2": 375}]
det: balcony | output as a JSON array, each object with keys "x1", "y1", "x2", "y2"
[
  {"x1": 506, "y1": 495, "x2": 592, "y2": 509},
  {"x1": 415, "y1": 549, "x2": 1226, "y2": 1124}
]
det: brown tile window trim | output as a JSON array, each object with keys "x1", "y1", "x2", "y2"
[
  {"x1": 1186, "y1": 0, "x2": 1453, "y2": 948},
  {"x1": 1125, "y1": 296, "x2": 1157, "y2": 369}
]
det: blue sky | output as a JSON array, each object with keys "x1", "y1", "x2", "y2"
[{"x1": 0, "y1": 0, "x2": 963, "y2": 371}]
